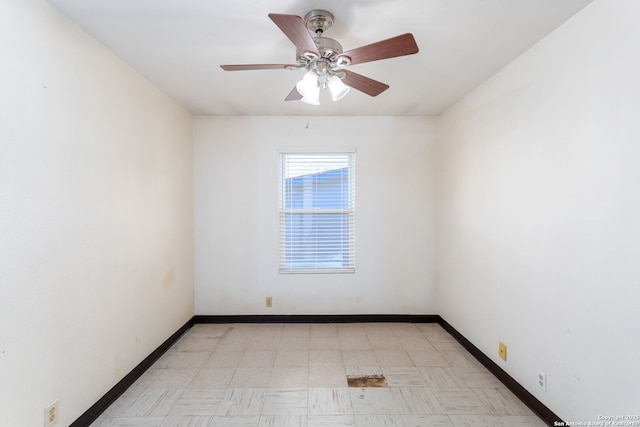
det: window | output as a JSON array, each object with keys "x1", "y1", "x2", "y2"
[{"x1": 279, "y1": 151, "x2": 355, "y2": 273}]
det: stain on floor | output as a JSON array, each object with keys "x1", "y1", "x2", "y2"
[{"x1": 346, "y1": 374, "x2": 389, "y2": 387}]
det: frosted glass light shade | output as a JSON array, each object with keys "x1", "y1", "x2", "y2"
[
  {"x1": 296, "y1": 71, "x2": 320, "y2": 105},
  {"x1": 296, "y1": 71, "x2": 319, "y2": 97},
  {"x1": 327, "y1": 75, "x2": 350, "y2": 101},
  {"x1": 301, "y1": 90, "x2": 320, "y2": 105}
]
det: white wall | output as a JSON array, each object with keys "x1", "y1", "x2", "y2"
[
  {"x1": 437, "y1": 0, "x2": 640, "y2": 421},
  {"x1": 195, "y1": 116, "x2": 437, "y2": 315},
  {"x1": 0, "y1": 1, "x2": 194, "y2": 426}
]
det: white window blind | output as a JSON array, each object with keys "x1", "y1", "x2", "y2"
[{"x1": 279, "y1": 152, "x2": 355, "y2": 273}]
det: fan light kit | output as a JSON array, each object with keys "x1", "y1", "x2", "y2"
[{"x1": 220, "y1": 10, "x2": 419, "y2": 106}]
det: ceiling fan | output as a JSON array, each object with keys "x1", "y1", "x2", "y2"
[{"x1": 220, "y1": 10, "x2": 419, "y2": 105}]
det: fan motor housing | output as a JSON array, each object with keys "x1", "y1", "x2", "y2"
[
  {"x1": 297, "y1": 10, "x2": 351, "y2": 69},
  {"x1": 297, "y1": 37, "x2": 343, "y2": 62}
]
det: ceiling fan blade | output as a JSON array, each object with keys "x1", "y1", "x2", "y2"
[
  {"x1": 285, "y1": 87, "x2": 303, "y2": 101},
  {"x1": 341, "y1": 70, "x2": 389, "y2": 97},
  {"x1": 220, "y1": 64, "x2": 299, "y2": 71},
  {"x1": 340, "y1": 33, "x2": 419, "y2": 66},
  {"x1": 269, "y1": 13, "x2": 320, "y2": 56}
]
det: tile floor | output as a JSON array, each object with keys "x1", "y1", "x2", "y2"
[{"x1": 89, "y1": 323, "x2": 546, "y2": 427}]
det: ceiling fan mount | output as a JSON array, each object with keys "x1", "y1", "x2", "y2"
[
  {"x1": 304, "y1": 10, "x2": 334, "y2": 35},
  {"x1": 293, "y1": 11, "x2": 347, "y2": 71},
  {"x1": 220, "y1": 10, "x2": 419, "y2": 104}
]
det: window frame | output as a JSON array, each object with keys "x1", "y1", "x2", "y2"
[{"x1": 278, "y1": 149, "x2": 356, "y2": 274}]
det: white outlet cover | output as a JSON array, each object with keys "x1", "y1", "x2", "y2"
[
  {"x1": 536, "y1": 369, "x2": 547, "y2": 392},
  {"x1": 45, "y1": 399, "x2": 59, "y2": 427}
]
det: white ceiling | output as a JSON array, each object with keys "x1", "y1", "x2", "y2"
[{"x1": 48, "y1": 0, "x2": 593, "y2": 116}]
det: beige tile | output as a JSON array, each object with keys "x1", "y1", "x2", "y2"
[
  {"x1": 309, "y1": 366, "x2": 348, "y2": 388},
  {"x1": 420, "y1": 367, "x2": 467, "y2": 388},
  {"x1": 432, "y1": 388, "x2": 491, "y2": 415},
  {"x1": 342, "y1": 350, "x2": 379, "y2": 367},
  {"x1": 473, "y1": 388, "x2": 535, "y2": 416},
  {"x1": 217, "y1": 337, "x2": 251, "y2": 352},
  {"x1": 225, "y1": 325, "x2": 256, "y2": 336},
  {"x1": 102, "y1": 394, "x2": 138, "y2": 417},
  {"x1": 447, "y1": 414, "x2": 502, "y2": 427},
  {"x1": 167, "y1": 352, "x2": 212, "y2": 369},
  {"x1": 375, "y1": 350, "x2": 415, "y2": 368},
  {"x1": 161, "y1": 415, "x2": 216, "y2": 426},
  {"x1": 382, "y1": 367, "x2": 428, "y2": 387},
  {"x1": 406, "y1": 349, "x2": 450, "y2": 367},
  {"x1": 258, "y1": 415, "x2": 307, "y2": 427},
  {"x1": 431, "y1": 339, "x2": 465, "y2": 351},
  {"x1": 88, "y1": 412, "x2": 113, "y2": 427},
  {"x1": 242, "y1": 325, "x2": 277, "y2": 335},
  {"x1": 339, "y1": 336, "x2": 372, "y2": 350},
  {"x1": 238, "y1": 350, "x2": 276, "y2": 368},
  {"x1": 363, "y1": 324, "x2": 396, "y2": 336},
  {"x1": 440, "y1": 350, "x2": 483, "y2": 368},
  {"x1": 402, "y1": 414, "x2": 454, "y2": 427},
  {"x1": 204, "y1": 350, "x2": 243, "y2": 368},
  {"x1": 109, "y1": 417, "x2": 166, "y2": 426},
  {"x1": 308, "y1": 388, "x2": 353, "y2": 415},
  {"x1": 177, "y1": 337, "x2": 221, "y2": 352},
  {"x1": 229, "y1": 328, "x2": 254, "y2": 339},
  {"x1": 398, "y1": 335, "x2": 437, "y2": 351},
  {"x1": 391, "y1": 387, "x2": 443, "y2": 414},
  {"x1": 123, "y1": 389, "x2": 184, "y2": 417},
  {"x1": 309, "y1": 324, "x2": 338, "y2": 337},
  {"x1": 278, "y1": 337, "x2": 310, "y2": 351},
  {"x1": 166, "y1": 337, "x2": 184, "y2": 352},
  {"x1": 367, "y1": 335, "x2": 402, "y2": 350},
  {"x1": 307, "y1": 415, "x2": 355, "y2": 427},
  {"x1": 454, "y1": 367, "x2": 503, "y2": 388},
  {"x1": 281, "y1": 324, "x2": 311, "y2": 337},
  {"x1": 188, "y1": 368, "x2": 235, "y2": 390},
  {"x1": 153, "y1": 353, "x2": 177, "y2": 369},
  {"x1": 495, "y1": 415, "x2": 547, "y2": 426},
  {"x1": 274, "y1": 350, "x2": 309, "y2": 367},
  {"x1": 391, "y1": 324, "x2": 423, "y2": 337},
  {"x1": 309, "y1": 350, "x2": 343, "y2": 367},
  {"x1": 248, "y1": 333, "x2": 281, "y2": 350},
  {"x1": 261, "y1": 388, "x2": 308, "y2": 415},
  {"x1": 354, "y1": 414, "x2": 405, "y2": 427},
  {"x1": 336, "y1": 325, "x2": 367, "y2": 338},
  {"x1": 188, "y1": 325, "x2": 231, "y2": 338},
  {"x1": 269, "y1": 367, "x2": 309, "y2": 388},
  {"x1": 349, "y1": 388, "x2": 400, "y2": 414},
  {"x1": 417, "y1": 324, "x2": 454, "y2": 342},
  {"x1": 310, "y1": 336, "x2": 341, "y2": 350},
  {"x1": 345, "y1": 366, "x2": 382, "y2": 376},
  {"x1": 215, "y1": 388, "x2": 266, "y2": 416},
  {"x1": 229, "y1": 368, "x2": 273, "y2": 388},
  {"x1": 149, "y1": 369, "x2": 199, "y2": 389},
  {"x1": 169, "y1": 389, "x2": 225, "y2": 415},
  {"x1": 209, "y1": 415, "x2": 260, "y2": 426},
  {"x1": 125, "y1": 370, "x2": 162, "y2": 395}
]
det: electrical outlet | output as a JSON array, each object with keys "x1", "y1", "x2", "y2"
[
  {"x1": 498, "y1": 342, "x2": 507, "y2": 361},
  {"x1": 265, "y1": 296, "x2": 272, "y2": 308},
  {"x1": 45, "y1": 399, "x2": 59, "y2": 427},
  {"x1": 537, "y1": 369, "x2": 547, "y2": 392}
]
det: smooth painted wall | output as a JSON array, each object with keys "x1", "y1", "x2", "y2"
[
  {"x1": 0, "y1": 1, "x2": 194, "y2": 426},
  {"x1": 194, "y1": 116, "x2": 437, "y2": 315},
  {"x1": 437, "y1": 0, "x2": 640, "y2": 421}
]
